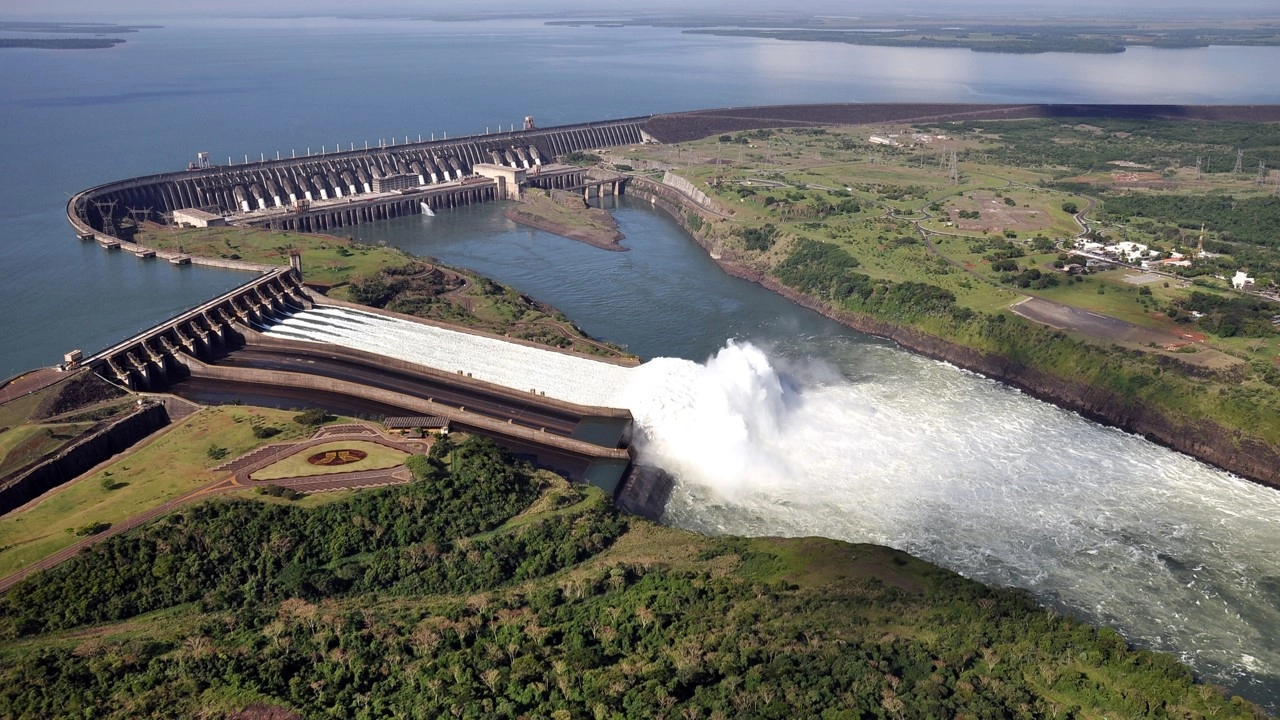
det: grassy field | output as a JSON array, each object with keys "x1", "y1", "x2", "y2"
[
  {"x1": 620, "y1": 123, "x2": 1276, "y2": 349},
  {"x1": 0, "y1": 423, "x2": 94, "y2": 478},
  {"x1": 249, "y1": 440, "x2": 407, "y2": 480},
  {"x1": 226, "y1": 487, "x2": 360, "y2": 508},
  {"x1": 133, "y1": 223, "x2": 412, "y2": 287},
  {"x1": 0, "y1": 407, "x2": 315, "y2": 578}
]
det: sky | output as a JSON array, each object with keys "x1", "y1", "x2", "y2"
[{"x1": 4, "y1": 0, "x2": 1279, "y2": 21}]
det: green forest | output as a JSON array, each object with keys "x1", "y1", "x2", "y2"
[{"x1": 0, "y1": 437, "x2": 1269, "y2": 719}]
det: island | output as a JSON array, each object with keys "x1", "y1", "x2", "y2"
[{"x1": 505, "y1": 187, "x2": 625, "y2": 251}]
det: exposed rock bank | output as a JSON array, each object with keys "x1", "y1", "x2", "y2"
[{"x1": 505, "y1": 190, "x2": 625, "y2": 251}]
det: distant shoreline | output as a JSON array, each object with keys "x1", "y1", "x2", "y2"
[{"x1": 0, "y1": 39, "x2": 125, "y2": 50}]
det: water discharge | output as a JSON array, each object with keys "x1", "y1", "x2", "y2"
[
  {"x1": 263, "y1": 306, "x2": 631, "y2": 408},
  {"x1": 628, "y1": 339, "x2": 1280, "y2": 705},
  {"x1": 264, "y1": 303, "x2": 1280, "y2": 705}
]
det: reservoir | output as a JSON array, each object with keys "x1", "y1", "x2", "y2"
[
  {"x1": 3, "y1": 14, "x2": 1280, "y2": 711},
  {"x1": 336, "y1": 197, "x2": 1280, "y2": 710}
]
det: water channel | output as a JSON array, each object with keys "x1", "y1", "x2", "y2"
[{"x1": 335, "y1": 195, "x2": 1280, "y2": 710}]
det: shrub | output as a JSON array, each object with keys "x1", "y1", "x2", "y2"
[{"x1": 293, "y1": 408, "x2": 331, "y2": 427}]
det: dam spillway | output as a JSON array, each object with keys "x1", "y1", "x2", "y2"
[{"x1": 262, "y1": 305, "x2": 634, "y2": 409}]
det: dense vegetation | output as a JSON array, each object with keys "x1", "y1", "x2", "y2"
[
  {"x1": 1097, "y1": 192, "x2": 1280, "y2": 286},
  {"x1": 961, "y1": 119, "x2": 1280, "y2": 173},
  {"x1": 344, "y1": 260, "x2": 628, "y2": 357},
  {"x1": 0, "y1": 436, "x2": 1267, "y2": 719}
]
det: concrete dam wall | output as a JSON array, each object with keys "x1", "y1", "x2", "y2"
[{"x1": 69, "y1": 118, "x2": 650, "y2": 236}]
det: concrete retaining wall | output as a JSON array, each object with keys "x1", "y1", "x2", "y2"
[
  {"x1": 180, "y1": 357, "x2": 628, "y2": 461},
  {"x1": 0, "y1": 403, "x2": 170, "y2": 516}
]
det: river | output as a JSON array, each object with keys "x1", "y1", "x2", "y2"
[
  {"x1": 333, "y1": 197, "x2": 1280, "y2": 710},
  {"x1": 2, "y1": 14, "x2": 1280, "y2": 710}
]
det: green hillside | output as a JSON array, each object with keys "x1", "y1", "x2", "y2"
[{"x1": 0, "y1": 437, "x2": 1265, "y2": 719}]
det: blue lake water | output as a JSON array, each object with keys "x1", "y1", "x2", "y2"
[{"x1": 2, "y1": 15, "x2": 1280, "y2": 710}]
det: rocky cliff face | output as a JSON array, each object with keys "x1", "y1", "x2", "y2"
[{"x1": 629, "y1": 178, "x2": 1280, "y2": 490}]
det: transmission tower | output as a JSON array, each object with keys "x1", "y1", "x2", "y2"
[
  {"x1": 1233, "y1": 148, "x2": 1244, "y2": 175},
  {"x1": 126, "y1": 206, "x2": 152, "y2": 227},
  {"x1": 1257, "y1": 161, "x2": 1267, "y2": 185},
  {"x1": 948, "y1": 150, "x2": 960, "y2": 185},
  {"x1": 1194, "y1": 156, "x2": 1202, "y2": 181},
  {"x1": 92, "y1": 199, "x2": 117, "y2": 235}
]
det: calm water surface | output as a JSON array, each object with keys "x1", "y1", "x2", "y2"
[{"x1": 2, "y1": 15, "x2": 1280, "y2": 710}]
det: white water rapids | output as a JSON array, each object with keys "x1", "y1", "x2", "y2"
[{"x1": 266, "y1": 307, "x2": 1280, "y2": 703}]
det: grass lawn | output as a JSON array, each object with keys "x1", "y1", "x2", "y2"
[
  {"x1": 228, "y1": 487, "x2": 362, "y2": 508},
  {"x1": 0, "y1": 423, "x2": 93, "y2": 477},
  {"x1": 133, "y1": 224, "x2": 412, "y2": 287},
  {"x1": 0, "y1": 381, "x2": 63, "y2": 429},
  {"x1": 249, "y1": 440, "x2": 407, "y2": 481},
  {"x1": 0, "y1": 406, "x2": 312, "y2": 578}
]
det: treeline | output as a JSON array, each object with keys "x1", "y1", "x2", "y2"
[
  {"x1": 1100, "y1": 193, "x2": 1280, "y2": 249},
  {"x1": 685, "y1": 29, "x2": 1125, "y2": 54},
  {"x1": 0, "y1": 437, "x2": 548, "y2": 635},
  {"x1": 775, "y1": 238, "x2": 962, "y2": 322},
  {"x1": 1177, "y1": 291, "x2": 1279, "y2": 338},
  {"x1": 957, "y1": 120, "x2": 1280, "y2": 172}
]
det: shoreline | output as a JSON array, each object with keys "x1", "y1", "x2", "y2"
[
  {"x1": 627, "y1": 176, "x2": 1280, "y2": 491},
  {"x1": 504, "y1": 192, "x2": 626, "y2": 252}
]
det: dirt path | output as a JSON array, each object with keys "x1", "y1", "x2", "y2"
[{"x1": 1011, "y1": 297, "x2": 1239, "y2": 369}]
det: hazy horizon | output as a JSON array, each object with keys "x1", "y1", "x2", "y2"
[{"x1": 4, "y1": 0, "x2": 1280, "y2": 22}]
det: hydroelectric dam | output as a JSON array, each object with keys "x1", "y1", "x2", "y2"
[
  {"x1": 43, "y1": 104, "x2": 1280, "y2": 709},
  {"x1": 61, "y1": 102, "x2": 1280, "y2": 501}
]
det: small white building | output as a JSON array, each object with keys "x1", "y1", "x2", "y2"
[
  {"x1": 1105, "y1": 241, "x2": 1150, "y2": 262},
  {"x1": 1232, "y1": 270, "x2": 1255, "y2": 290},
  {"x1": 172, "y1": 208, "x2": 226, "y2": 228},
  {"x1": 869, "y1": 135, "x2": 900, "y2": 147}
]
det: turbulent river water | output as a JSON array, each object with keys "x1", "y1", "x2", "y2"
[
  {"x1": 335, "y1": 197, "x2": 1280, "y2": 710},
  {"x1": 3, "y1": 14, "x2": 1280, "y2": 710}
]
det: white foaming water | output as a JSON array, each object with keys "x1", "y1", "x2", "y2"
[
  {"x1": 264, "y1": 308, "x2": 1280, "y2": 703},
  {"x1": 262, "y1": 306, "x2": 632, "y2": 408},
  {"x1": 624, "y1": 340, "x2": 1280, "y2": 702}
]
